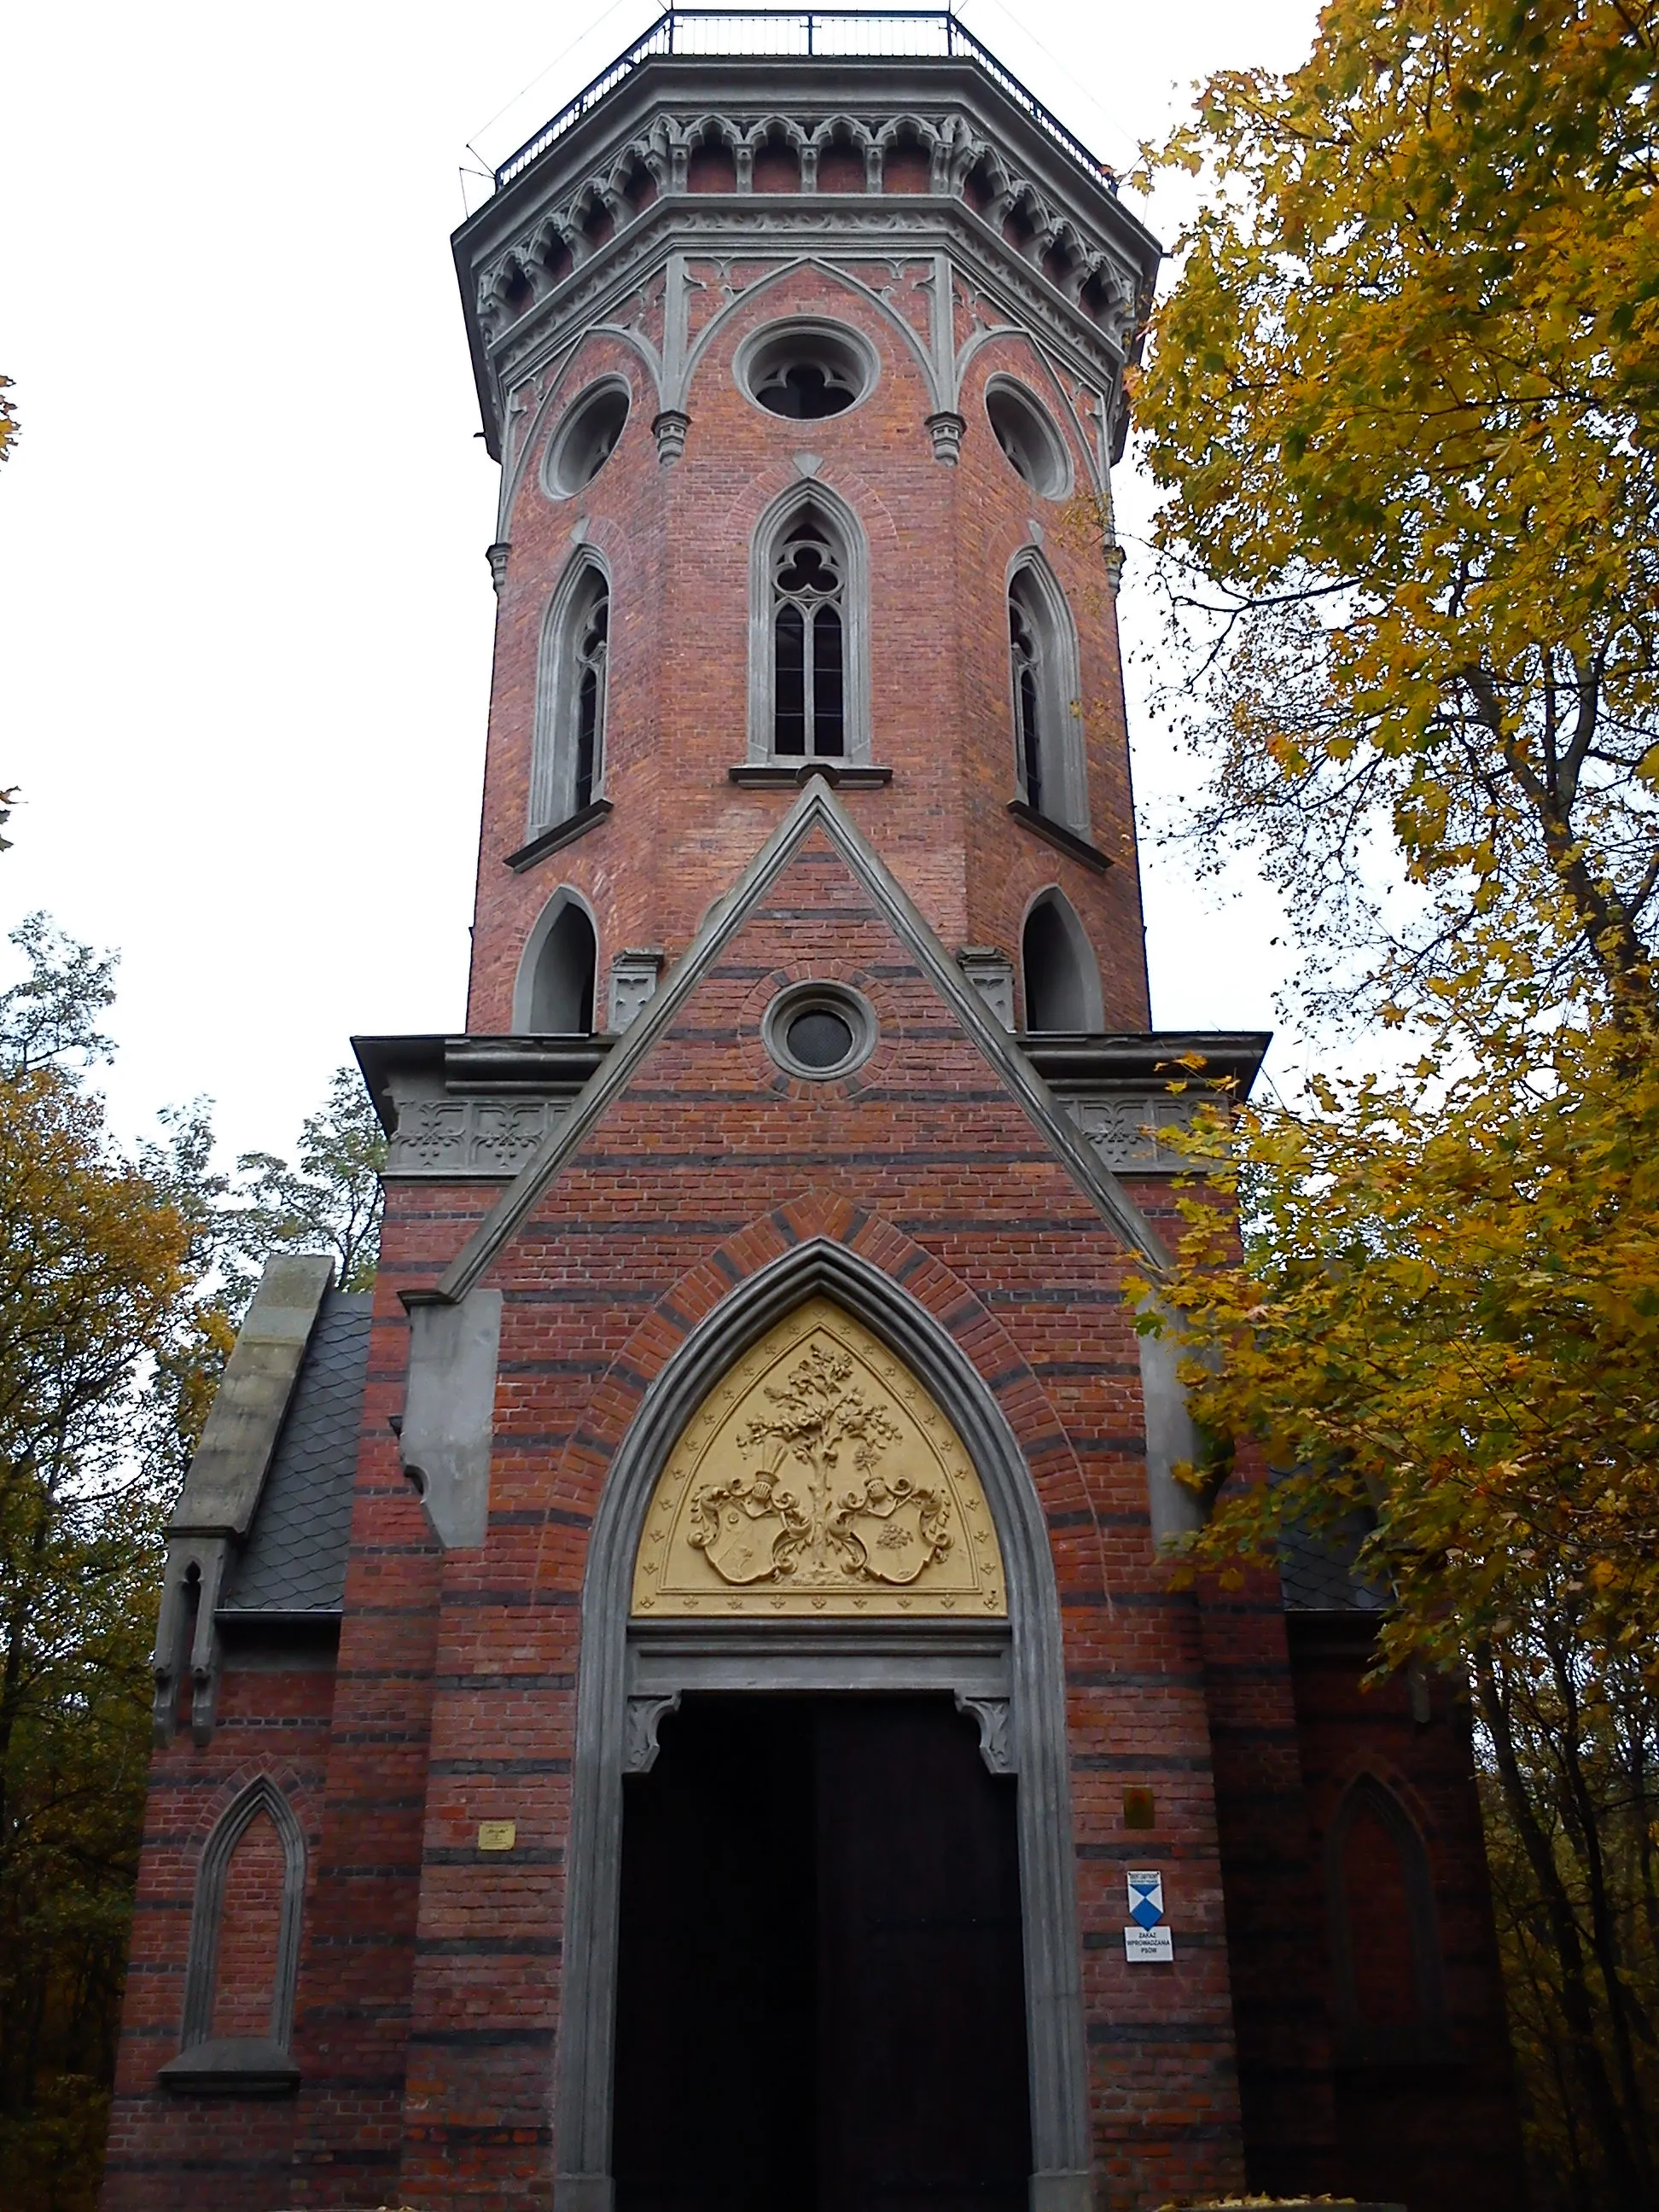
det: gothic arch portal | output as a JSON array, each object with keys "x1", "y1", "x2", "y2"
[{"x1": 553, "y1": 1237, "x2": 1091, "y2": 2212}]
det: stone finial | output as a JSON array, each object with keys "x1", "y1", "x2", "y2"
[
  {"x1": 653, "y1": 410, "x2": 691, "y2": 465},
  {"x1": 926, "y1": 410, "x2": 968, "y2": 465}
]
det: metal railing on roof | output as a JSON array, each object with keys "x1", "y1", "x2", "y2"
[{"x1": 492, "y1": 9, "x2": 1115, "y2": 194}]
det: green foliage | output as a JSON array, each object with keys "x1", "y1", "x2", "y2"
[{"x1": 225, "y1": 1065, "x2": 386, "y2": 1304}]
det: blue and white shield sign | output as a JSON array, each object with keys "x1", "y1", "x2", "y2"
[
  {"x1": 1124, "y1": 1870, "x2": 1173, "y2": 1962},
  {"x1": 1126, "y1": 1870, "x2": 1165, "y2": 1930}
]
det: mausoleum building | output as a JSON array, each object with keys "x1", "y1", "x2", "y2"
[{"x1": 104, "y1": 15, "x2": 1525, "y2": 2210}]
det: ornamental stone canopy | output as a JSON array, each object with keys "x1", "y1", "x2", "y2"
[{"x1": 452, "y1": 20, "x2": 1160, "y2": 465}]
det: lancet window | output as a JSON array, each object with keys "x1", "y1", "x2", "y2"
[
  {"x1": 748, "y1": 486, "x2": 869, "y2": 766},
  {"x1": 772, "y1": 512, "x2": 847, "y2": 759},
  {"x1": 531, "y1": 556, "x2": 610, "y2": 833},
  {"x1": 1007, "y1": 557, "x2": 1086, "y2": 835}
]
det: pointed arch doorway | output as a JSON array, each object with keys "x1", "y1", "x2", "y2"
[{"x1": 553, "y1": 1247, "x2": 1092, "y2": 2212}]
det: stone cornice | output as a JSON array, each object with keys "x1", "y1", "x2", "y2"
[{"x1": 454, "y1": 55, "x2": 1161, "y2": 458}]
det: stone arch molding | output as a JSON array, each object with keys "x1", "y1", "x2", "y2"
[
  {"x1": 748, "y1": 473, "x2": 873, "y2": 765},
  {"x1": 512, "y1": 882, "x2": 601, "y2": 1034},
  {"x1": 159, "y1": 1774, "x2": 305, "y2": 2092},
  {"x1": 676, "y1": 253, "x2": 944, "y2": 415},
  {"x1": 553, "y1": 1237, "x2": 1091, "y2": 2212}
]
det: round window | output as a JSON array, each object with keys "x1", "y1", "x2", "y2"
[
  {"x1": 737, "y1": 322, "x2": 876, "y2": 422},
  {"x1": 762, "y1": 982, "x2": 876, "y2": 1080},
  {"x1": 984, "y1": 378, "x2": 1070, "y2": 499},
  {"x1": 544, "y1": 379, "x2": 630, "y2": 497}
]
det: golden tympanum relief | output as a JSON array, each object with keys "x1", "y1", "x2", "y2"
[{"x1": 632, "y1": 1299, "x2": 1007, "y2": 1616}]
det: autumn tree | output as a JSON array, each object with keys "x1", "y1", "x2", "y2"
[
  {"x1": 0, "y1": 924, "x2": 193, "y2": 2210},
  {"x1": 0, "y1": 916, "x2": 383, "y2": 2209},
  {"x1": 1133, "y1": 0, "x2": 1659, "y2": 1020},
  {"x1": 1127, "y1": 1, "x2": 1659, "y2": 2200}
]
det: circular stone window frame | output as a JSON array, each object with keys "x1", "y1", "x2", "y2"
[
  {"x1": 761, "y1": 981, "x2": 878, "y2": 1081},
  {"x1": 541, "y1": 375, "x2": 633, "y2": 500},
  {"x1": 983, "y1": 375, "x2": 1073, "y2": 501},
  {"x1": 734, "y1": 317, "x2": 881, "y2": 423}
]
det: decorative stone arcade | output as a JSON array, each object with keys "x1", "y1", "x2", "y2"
[{"x1": 104, "y1": 15, "x2": 1528, "y2": 2212}]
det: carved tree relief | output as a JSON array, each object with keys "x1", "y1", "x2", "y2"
[{"x1": 632, "y1": 1298, "x2": 1007, "y2": 1616}]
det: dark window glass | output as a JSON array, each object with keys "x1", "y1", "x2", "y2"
[
  {"x1": 573, "y1": 587, "x2": 608, "y2": 812},
  {"x1": 786, "y1": 1007, "x2": 854, "y2": 1068},
  {"x1": 775, "y1": 603, "x2": 806, "y2": 754},
  {"x1": 812, "y1": 606, "x2": 845, "y2": 757},
  {"x1": 1010, "y1": 598, "x2": 1043, "y2": 816},
  {"x1": 758, "y1": 362, "x2": 855, "y2": 418},
  {"x1": 772, "y1": 515, "x2": 847, "y2": 759}
]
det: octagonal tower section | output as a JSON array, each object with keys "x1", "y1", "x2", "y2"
[{"x1": 451, "y1": 37, "x2": 1161, "y2": 1039}]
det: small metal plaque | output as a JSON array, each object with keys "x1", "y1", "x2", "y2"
[
  {"x1": 477, "y1": 1819, "x2": 516, "y2": 1852},
  {"x1": 1124, "y1": 1925, "x2": 1174, "y2": 1962},
  {"x1": 1121, "y1": 1786, "x2": 1155, "y2": 1831}
]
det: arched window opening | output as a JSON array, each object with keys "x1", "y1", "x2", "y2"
[
  {"x1": 1022, "y1": 894, "x2": 1101, "y2": 1033},
  {"x1": 1007, "y1": 561, "x2": 1086, "y2": 835},
  {"x1": 532, "y1": 560, "x2": 611, "y2": 835},
  {"x1": 160, "y1": 1775, "x2": 306, "y2": 2087},
  {"x1": 212, "y1": 1807, "x2": 287, "y2": 2040},
  {"x1": 1010, "y1": 593, "x2": 1044, "y2": 816},
  {"x1": 529, "y1": 901, "x2": 597, "y2": 1034},
  {"x1": 773, "y1": 511, "x2": 846, "y2": 758},
  {"x1": 749, "y1": 485, "x2": 869, "y2": 765},
  {"x1": 573, "y1": 589, "x2": 608, "y2": 811},
  {"x1": 1326, "y1": 1773, "x2": 1448, "y2": 2064}
]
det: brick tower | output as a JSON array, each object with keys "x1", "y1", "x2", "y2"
[{"x1": 106, "y1": 16, "x2": 1525, "y2": 2212}]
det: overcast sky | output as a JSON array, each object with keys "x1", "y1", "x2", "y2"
[{"x1": 1, "y1": 0, "x2": 1324, "y2": 1167}]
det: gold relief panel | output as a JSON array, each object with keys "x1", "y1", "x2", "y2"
[{"x1": 632, "y1": 1298, "x2": 1008, "y2": 1618}]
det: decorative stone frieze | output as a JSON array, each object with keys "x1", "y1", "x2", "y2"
[
  {"x1": 1062, "y1": 1090, "x2": 1209, "y2": 1173},
  {"x1": 455, "y1": 58, "x2": 1161, "y2": 466},
  {"x1": 386, "y1": 1089, "x2": 572, "y2": 1177}
]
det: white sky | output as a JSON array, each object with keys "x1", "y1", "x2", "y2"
[{"x1": 0, "y1": 0, "x2": 1324, "y2": 1167}]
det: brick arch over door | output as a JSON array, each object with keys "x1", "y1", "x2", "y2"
[{"x1": 551, "y1": 1232, "x2": 1091, "y2": 2212}]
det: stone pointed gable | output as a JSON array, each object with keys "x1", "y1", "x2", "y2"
[{"x1": 434, "y1": 779, "x2": 1164, "y2": 1303}]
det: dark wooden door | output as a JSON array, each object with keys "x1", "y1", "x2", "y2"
[{"x1": 612, "y1": 1697, "x2": 1030, "y2": 2212}]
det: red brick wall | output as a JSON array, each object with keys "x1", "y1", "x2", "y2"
[
  {"x1": 211, "y1": 1811, "x2": 285, "y2": 2040},
  {"x1": 1285, "y1": 1615, "x2": 1526, "y2": 2212},
  {"x1": 101, "y1": 1661, "x2": 332, "y2": 2212},
  {"x1": 465, "y1": 264, "x2": 1150, "y2": 1037},
  {"x1": 396, "y1": 834, "x2": 1237, "y2": 2207}
]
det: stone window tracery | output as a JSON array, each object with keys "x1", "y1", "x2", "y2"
[
  {"x1": 772, "y1": 515, "x2": 846, "y2": 758},
  {"x1": 1007, "y1": 556, "x2": 1086, "y2": 835},
  {"x1": 749, "y1": 486, "x2": 870, "y2": 765},
  {"x1": 533, "y1": 556, "x2": 610, "y2": 833}
]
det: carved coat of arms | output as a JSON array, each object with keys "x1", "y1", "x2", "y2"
[{"x1": 632, "y1": 1301, "x2": 1006, "y2": 1617}]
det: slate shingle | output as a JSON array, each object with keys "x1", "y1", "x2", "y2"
[{"x1": 221, "y1": 1290, "x2": 370, "y2": 1614}]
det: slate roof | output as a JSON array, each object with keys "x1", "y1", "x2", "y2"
[
  {"x1": 221, "y1": 1291, "x2": 370, "y2": 1615},
  {"x1": 1278, "y1": 1516, "x2": 1390, "y2": 1614}
]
